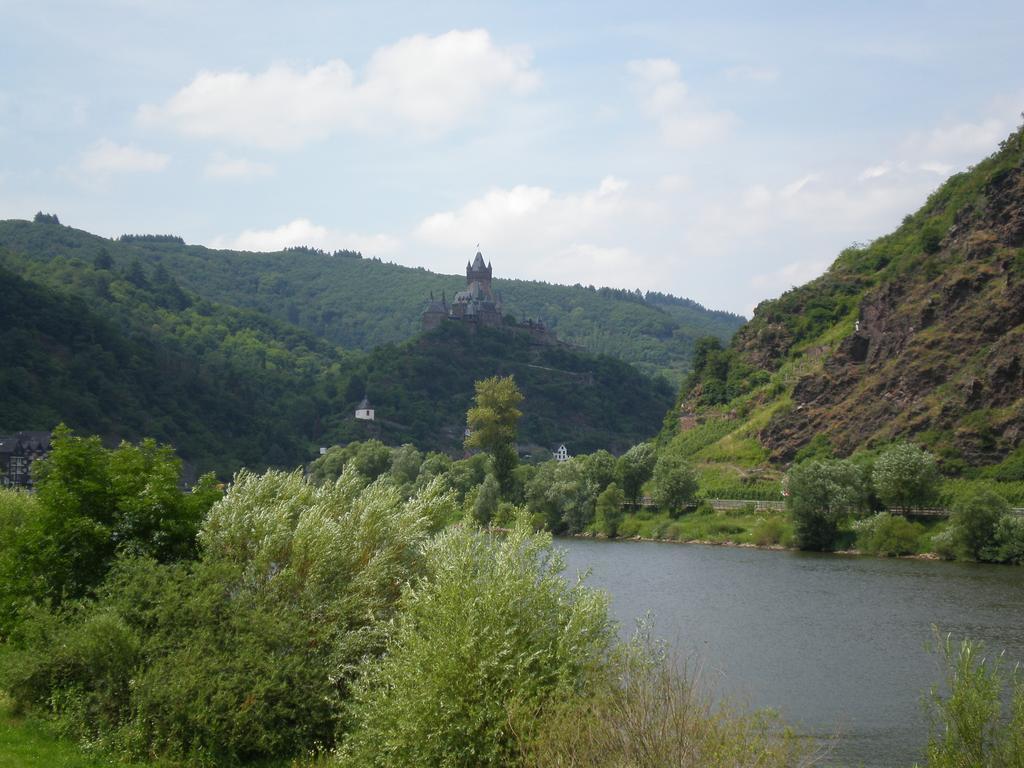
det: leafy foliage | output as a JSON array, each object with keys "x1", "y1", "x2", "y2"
[
  {"x1": 872, "y1": 443, "x2": 940, "y2": 510},
  {"x1": 0, "y1": 426, "x2": 218, "y2": 635},
  {"x1": 0, "y1": 237, "x2": 672, "y2": 472},
  {"x1": 616, "y1": 443, "x2": 657, "y2": 504},
  {"x1": 594, "y1": 482, "x2": 626, "y2": 537},
  {"x1": 785, "y1": 459, "x2": 869, "y2": 551},
  {"x1": 466, "y1": 375, "x2": 523, "y2": 495},
  {"x1": 651, "y1": 450, "x2": 698, "y2": 516},
  {"x1": 337, "y1": 519, "x2": 615, "y2": 768},
  {"x1": 852, "y1": 512, "x2": 924, "y2": 556},
  {"x1": 2, "y1": 467, "x2": 450, "y2": 763},
  {"x1": 947, "y1": 488, "x2": 1013, "y2": 562},
  {"x1": 330, "y1": 322, "x2": 675, "y2": 455},
  {"x1": 0, "y1": 251, "x2": 350, "y2": 476},
  {"x1": 923, "y1": 633, "x2": 1024, "y2": 767}
]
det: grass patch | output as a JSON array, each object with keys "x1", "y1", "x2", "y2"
[
  {"x1": 0, "y1": 695, "x2": 140, "y2": 768},
  {"x1": 614, "y1": 508, "x2": 792, "y2": 546},
  {"x1": 694, "y1": 433, "x2": 768, "y2": 465},
  {"x1": 940, "y1": 478, "x2": 1024, "y2": 506}
]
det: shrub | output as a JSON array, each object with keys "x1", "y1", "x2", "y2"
[
  {"x1": 752, "y1": 517, "x2": 790, "y2": 547},
  {"x1": 949, "y1": 488, "x2": 1010, "y2": 561},
  {"x1": 923, "y1": 633, "x2": 1024, "y2": 767},
  {"x1": 992, "y1": 514, "x2": 1024, "y2": 564},
  {"x1": 853, "y1": 513, "x2": 924, "y2": 556},
  {"x1": 0, "y1": 490, "x2": 47, "y2": 636},
  {"x1": 337, "y1": 518, "x2": 615, "y2": 768},
  {"x1": 616, "y1": 443, "x2": 656, "y2": 504},
  {"x1": 0, "y1": 428, "x2": 220, "y2": 633},
  {"x1": 616, "y1": 516, "x2": 642, "y2": 538},
  {"x1": 4, "y1": 468, "x2": 444, "y2": 763}
]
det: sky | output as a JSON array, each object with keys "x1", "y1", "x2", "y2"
[{"x1": 2, "y1": 1, "x2": 1023, "y2": 316}]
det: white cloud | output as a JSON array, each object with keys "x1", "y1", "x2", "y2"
[
  {"x1": 919, "y1": 118, "x2": 1007, "y2": 157},
  {"x1": 918, "y1": 161, "x2": 953, "y2": 176},
  {"x1": 80, "y1": 139, "x2": 169, "y2": 174},
  {"x1": 750, "y1": 258, "x2": 831, "y2": 292},
  {"x1": 139, "y1": 29, "x2": 539, "y2": 148},
  {"x1": 414, "y1": 177, "x2": 647, "y2": 286},
  {"x1": 780, "y1": 173, "x2": 818, "y2": 198},
  {"x1": 627, "y1": 58, "x2": 733, "y2": 148},
  {"x1": 204, "y1": 154, "x2": 274, "y2": 179},
  {"x1": 415, "y1": 176, "x2": 628, "y2": 251},
  {"x1": 858, "y1": 162, "x2": 892, "y2": 181},
  {"x1": 213, "y1": 218, "x2": 400, "y2": 256}
]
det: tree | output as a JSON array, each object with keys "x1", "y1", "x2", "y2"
[
  {"x1": 465, "y1": 376, "x2": 524, "y2": 496},
  {"x1": 949, "y1": 488, "x2": 1010, "y2": 561},
  {"x1": 786, "y1": 458, "x2": 868, "y2": 551},
  {"x1": 651, "y1": 451, "x2": 698, "y2": 517},
  {"x1": 1, "y1": 425, "x2": 220, "y2": 621},
  {"x1": 873, "y1": 443, "x2": 940, "y2": 511},
  {"x1": 616, "y1": 443, "x2": 656, "y2": 505},
  {"x1": 595, "y1": 483, "x2": 625, "y2": 537},
  {"x1": 525, "y1": 460, "x2": 592, "y2": 534},
  {"x1": 390, "y1": 444, "x2": 423, "y2": 487},
  {"x1": 351, "y1": 439, "x2": 392, "y2": 481},
  {"x1": 578, "y1": 450, "x2": 616, "y2": 495},
  {"x1": 94, "y1": 247, "x2": 113, "y2": 270},
  {"x1": 474, "y1": 474, "x2": 500, "y2": 527}
]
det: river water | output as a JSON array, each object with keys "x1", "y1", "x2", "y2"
[{"x1": 558, "y1": 538, "x2": 1024, "y2": 767}]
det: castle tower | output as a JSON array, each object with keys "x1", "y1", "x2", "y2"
[{"x1": 466, "y1": 250, "x2": 493, "y2": 296}]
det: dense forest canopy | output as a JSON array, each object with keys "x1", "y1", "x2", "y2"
[
  {"x1": 0, "y1": 220, "x2": 743, "y2": 382},
  {"x1": 0, "y1": 225, "x2": 674, "y2": 475}
]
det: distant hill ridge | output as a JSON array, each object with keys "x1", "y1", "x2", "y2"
[{"x1": 0, "y1": 220, "x2": 743, "y2": 383}]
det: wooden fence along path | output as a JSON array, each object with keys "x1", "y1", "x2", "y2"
[{"x1": 629, "y1": 497, "x2": 1024, "y2": 518}]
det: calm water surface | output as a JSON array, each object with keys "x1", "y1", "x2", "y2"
[{"x1": 558, "y1": 538, "x2": 1024, "y2": 767}]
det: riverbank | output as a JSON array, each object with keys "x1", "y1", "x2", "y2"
[
  {"x1": 575, "y1": 530, "x2": 945, "y2": 560},
  {"x1": 579, "y1": 505, "x2": 953, "y2": 561}
]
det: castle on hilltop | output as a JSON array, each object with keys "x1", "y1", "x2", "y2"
[
  {"x1": 421, "y1": 250, "x2": 554, "y2": 342},
  {"x1": 422, "y1": 250, "x2": 504, "y2": 330}
]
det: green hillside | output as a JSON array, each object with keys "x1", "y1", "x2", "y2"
[
  {"x1": 0, "y1": 228, "x2": 673, "y2": 473},
  {"x1": 331, "y1": 321, "x2": 674, "y2": 455},
  {"x1": 0, "y1": 222, "x2": 743, "y2": 382},
  {"x1": 0, "y1": 248, "x2": 348, "y2": 476},
  {"x1": 663, "y1": 123, "x2": 1024, "y2": 476}
]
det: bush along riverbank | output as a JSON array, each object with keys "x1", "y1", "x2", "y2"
[{"x1": 2, "y1": 467, "x2": 1022, "y2": 766}]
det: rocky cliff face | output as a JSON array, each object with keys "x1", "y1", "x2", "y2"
[{"x1": 683, "y1": 126, "x2": 1024, "y2": 468}]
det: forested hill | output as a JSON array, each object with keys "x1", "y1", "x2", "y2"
[
  {"x1": 667, "y1": 123, "x2": 1024, "y2": 473},
  {"x1": 332, "y1": 322, "x2": 675, "y2": 455},
  {"x1": 0, "y1": 221, "x2": 744, "y2": 382},
  {"x1": 1, "y1": 233, "x2": 673, "y2": 474}
]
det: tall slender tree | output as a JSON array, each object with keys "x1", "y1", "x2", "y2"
[{"x1": 465, "y1": 376, "x2": 523, "y2": 496}]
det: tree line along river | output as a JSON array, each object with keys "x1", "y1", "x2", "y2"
[{"x1": 558, "y1": 538, "x2": 1024, "y2": 768}]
